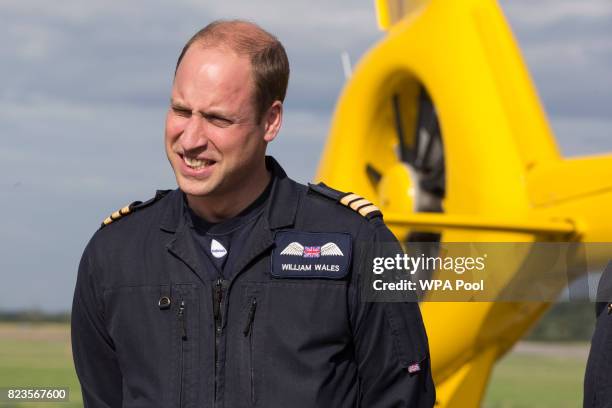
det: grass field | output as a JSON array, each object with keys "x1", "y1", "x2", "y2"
[
  {"x1": 0, "y1": 323, "x2": 80, "y2": 408},
  {"x1": 0, "y1": 323, "x2": 589, "y2": 407},
  {"x1": 484, "y1": 342, "x2": 588, "y2": 407}
]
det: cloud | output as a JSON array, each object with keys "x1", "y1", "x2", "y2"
[
  {"x1": 501, "y1": 0, "x2": 612, "y2": 26},
  {"x1": 0, "y1": 0, "x2": 379, "y2": 109},
  {"x1": 496, "y1": 0, "x2": 612, "y2": 120},
  {"x1": 551, "y1": 116, "x2": 612, "y2": 157}
]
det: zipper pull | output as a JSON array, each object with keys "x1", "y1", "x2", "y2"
[
  {"x1": 213, "y1": 279, "x2": 223, "y2": 321},
  {"x1": 243, "y1": 298, "x2": 258, "y2": 337},
  {"x1": 216, "y1": 279, "x2": 224, "y2": 304},
  {"x1": 213, "y1": 279, "x2": 225, "y2": 335},
  {"x1": 178, "y1": 299, "x2": 187, "y2": 340}
]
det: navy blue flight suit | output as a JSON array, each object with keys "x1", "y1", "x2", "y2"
[{"x1": 71, "y1": 156, "x2": 436, "y2": 407}]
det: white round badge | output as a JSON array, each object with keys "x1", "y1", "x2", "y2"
[{"x1": 210, "y1": 239, "x2": 228, "y2": 259}]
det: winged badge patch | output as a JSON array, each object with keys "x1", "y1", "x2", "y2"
[{"x1": 280, "y1": 242, "x2": 344, "y2": 258}]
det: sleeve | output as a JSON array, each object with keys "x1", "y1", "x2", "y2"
[
  {"x1": 349, "y1": 222, "x2": 436, "y2": 408},
  {"x1": 71, "y1": 241, "x2": 123, "y2": 407}
]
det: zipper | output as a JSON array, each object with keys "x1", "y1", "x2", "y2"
[
  {"x1": 177, "y1": 299, "x2": 186, "y2": 407},
  {"x1": 213, "y1": 279, "x2": 224, "y2": 364},
  {"x1": 213, "y1": 278, "x2": 227, "y2": 403},
  {"x1": 243, "y1": 297, "x2": 257, "y2": 404},
  {"x1": 178, "y1": 299, "x2": 187, "y2": 339}
]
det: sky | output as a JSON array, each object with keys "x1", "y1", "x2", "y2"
[{"x1": 1, "y1": 0, "x2": 611, "y2": 312}]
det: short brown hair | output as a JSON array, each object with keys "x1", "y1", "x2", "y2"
[{"x1": 175, "y1": 20, "x2": 290, "y2": 123}]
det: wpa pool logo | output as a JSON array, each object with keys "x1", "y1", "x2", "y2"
[{"x1": 280, "y1": 242, "x2": 344, "y2": 258}]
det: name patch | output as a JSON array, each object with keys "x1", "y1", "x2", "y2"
[{"x1": 272, "y1": 231, "x2": 352, "y2": 279}]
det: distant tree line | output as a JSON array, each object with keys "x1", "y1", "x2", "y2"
[
  {"x1": 526, "y1": 302, "x2": 597, "y2": 342},
  {"x1": 0, "y1": 310, "x2": 70, "y2": 323}
]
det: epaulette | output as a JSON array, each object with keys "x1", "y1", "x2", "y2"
[
  {"x1": 308, "y1": 182, "x2": 382, "y2": 220},
  {"x1": 100, "y1": 189, "x2": 171, "y2": 229}
]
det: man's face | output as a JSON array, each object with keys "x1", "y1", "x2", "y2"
[{"x1": 165, "y1": 45, "x2": 269, "y2": 199}]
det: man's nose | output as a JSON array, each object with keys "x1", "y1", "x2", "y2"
[{"x1": 181, "y1": 115, "x2": 208, "y2": 151}]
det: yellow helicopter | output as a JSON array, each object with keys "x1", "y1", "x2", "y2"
[{"x1": 315, "y1": 0, "x2": 612, "y2": 406}]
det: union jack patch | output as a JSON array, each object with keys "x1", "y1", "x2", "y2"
[
  {"x1": 280, "y1": 242, "x2": 344, "y2": 257},
  {"x1": 303, "y1": 246, "x2": 321, "y2": 258}
]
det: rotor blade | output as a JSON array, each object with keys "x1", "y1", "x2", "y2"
[{"x1": 392, "y1": 93, "x2": 413, "y2": 163}]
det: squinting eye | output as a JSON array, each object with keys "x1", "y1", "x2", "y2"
[
  {"x1": 172, "y1": 108, "x2": 191, "y2": 117},
  {"x1": 208, "y1": 116, "x2": 232, "y2": 127}
]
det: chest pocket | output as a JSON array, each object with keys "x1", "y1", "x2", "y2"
[
  {"x1": 226, "y1": 279, "x2": 352, "y2": 408},
  {"x1": 103, "y1": 283, "x2": 201, "y2": 408}
]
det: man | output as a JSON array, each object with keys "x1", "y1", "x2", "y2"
[{"x1": 71, "y1": 20, "x2": 435, "y2": 408}]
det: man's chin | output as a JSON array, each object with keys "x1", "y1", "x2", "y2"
[
  {"x1": 177, "y1": 177, "x2": 218, "y2": 198},
  {"x1": 181, "y1": 186, "x2": 216, "y2": 198}
]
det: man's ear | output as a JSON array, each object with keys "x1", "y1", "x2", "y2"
[{"x1": 262, "y1": 101, "x2": 283, "y2": 143}]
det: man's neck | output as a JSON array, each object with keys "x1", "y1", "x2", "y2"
[{"x1": 186, "y1": 166, "x2": 271, "y2": 223}]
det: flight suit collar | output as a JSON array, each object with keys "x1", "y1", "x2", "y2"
[
  {"x1": 228, "y1": 156, "x2": 301, "y2": 278},
  {"x1": 159, "y1": 156, "x2": 300, "y2": 283},
  {"x1": 159, "y1": 155, "x2": 299, "y2": 233},
  {"x1": 264, "y1": 155, "x2": 300, "y2": 230}
]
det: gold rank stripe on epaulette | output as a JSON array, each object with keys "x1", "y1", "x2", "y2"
[
  {"x1": 102, "y1": 205, "x2": 132, "y2": 227},
  {"x1": 339, "y1": 193, "x2": 382, "y2": 219},
  {"x1": 99, "y1": 190, "x2": 171, "y2": 229}
]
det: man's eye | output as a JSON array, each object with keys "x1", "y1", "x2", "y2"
[
  {"x1": 207, "y1": 116, "x2": 232, "y2": 127},
  {"x1": 173, "y1": 108, "x2": 191, "y2": 117}
]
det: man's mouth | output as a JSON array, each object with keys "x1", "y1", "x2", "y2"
[{"x1": 182, "y1": 155, "x2": 216, "y2": 170}]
